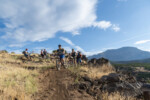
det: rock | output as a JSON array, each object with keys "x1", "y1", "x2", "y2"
[
  {"x1": 88, "y1": 57, "x2": 111, "y2": 67},
  {"x1": 77, "y1": 70, "x2": 145, "y2": 99},
  {"x1": 107, "y1": 73, "x2": 120, "y2": 82},
  {"x1": 97, "y1": 75, "x2": 108, "y2": 84},
  {"x1": 82, "y1": 55, "x2": 88, "y2": 61},
  {"x1": 88, "y1": 58, "x2": 97, "y2": 65},
  {"x1": 143, "y1": 91, "x2": 150, "y2": 100},
  {"x1": 102, "y1": 83, "x2": 117, "y2": 93},
  {"x1": 141, "y1": 84, "x2": 150, "y2": 92},
  {"x1": 96, "y1": 58, "x2": 109, "y2": 65},
  {"x1": 98, "y1": 73, "x2": 120, "y2": 84},
  {"x1": 79, "y1": 82, "x2": 91, "y2": 90},
  {"x1": 82, "y1": 76, "x2": 92, "y2": 83}
]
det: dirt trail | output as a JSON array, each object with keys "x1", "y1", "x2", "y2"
[{"x1": 33, "y1": 68, "x2": 94, "y2": 100}]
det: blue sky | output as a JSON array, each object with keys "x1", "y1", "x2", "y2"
[{"x1": 0, "y1": 0, "x2": 150, "y2": 56}]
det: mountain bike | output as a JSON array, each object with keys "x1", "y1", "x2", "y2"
[{"x1": 56, "y1": 56, "x2": 68, "y2": 70}]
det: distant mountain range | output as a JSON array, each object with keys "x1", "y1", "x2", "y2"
[{"x1": 88, "y1": 47, "x2": 150, "y2": 61}]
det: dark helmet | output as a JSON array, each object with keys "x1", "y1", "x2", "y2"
[
  {"x1": 26, "y1": 48, "x2": 28, "y2": 51},
  {"x1": 58, "y1": 44, "x2": 61, "y2": 47}
]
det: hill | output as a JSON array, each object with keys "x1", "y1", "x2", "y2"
[{"x1": 88, "y1": 47, "x2": 150, "y2": 61}]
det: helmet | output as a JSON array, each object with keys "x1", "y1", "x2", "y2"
[{"x1": 58, "y1": 44, "x2": 61, "y2": 47}]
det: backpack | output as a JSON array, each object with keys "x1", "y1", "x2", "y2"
[
  {"x1": 22, "y1": 51, "x2": 25, "y2": 54},
  {"x1": 77, "y1": 53, "x2": 81, "y2": 58}
]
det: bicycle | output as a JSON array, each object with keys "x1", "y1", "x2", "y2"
[
  {"x1": 56, "y1": 56, "x2": 68, "y2": 71},
  {"x1": 68, "y1": 56, "x2": 77, "y2": 67}
]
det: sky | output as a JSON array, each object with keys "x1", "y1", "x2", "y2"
[{"x1": 0, "y1": 0, "x2": 150, "y2": 56}]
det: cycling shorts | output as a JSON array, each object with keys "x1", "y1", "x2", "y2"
[{"x1": 60, "y1": 54, "x2": 65, "y2": 59}]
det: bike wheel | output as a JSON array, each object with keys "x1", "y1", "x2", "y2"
[
  {"x1": 56, "y1": 60, "x2": 61, "y2": 71},
  {"x1": 64, "y1": 61, "x2": 68, "y2": 69}
]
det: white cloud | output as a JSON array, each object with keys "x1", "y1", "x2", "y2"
[
  {"x1": 137, "y1": 47, "x2": 150, "y2": 52},
  {"x1": 60, "y1": 37, "x2": 75, "y2": 46},
  {"x1": 93, "y1": 21, "x2": 112, "y2": 30},
  {"x1": 135, "y1": 40, "x2": 150, "y2": 45},
  {"x1": 63, "y1": 47, "x2": 72, "y2": 52},
  {"x1": 9, "y1": 43, "x2": 24, "y2": 47},
  {"x1": 33, "y1": 47, "x2": 53, "y2": 53},
  {"x1": 60, "y1": 37, "x2": 102, "y2": 56},
  {"x1": 0, "y1": 0, "x2": 119, "y2": 43},
  {"x1": 112, "y1": 24, "x2": 120, "y2": 32}
]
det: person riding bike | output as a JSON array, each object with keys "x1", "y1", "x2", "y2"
[
  {"x1": 57, "y1": 44, "x2": 65, "y2": 66},
  {"x1": 71, "y1": 49, "x2": 76, "y2": 64},
  {"x1": 77, "y1": 51, "x2": 82, "y2": 64}
]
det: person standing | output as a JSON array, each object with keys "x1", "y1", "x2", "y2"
[
  {"x1": 77, "y1": 51, "x2": 82, "y2": 64},
  {"x1": 57, "y1": 44, "x2": 65, "y2": 65},
  {"x1": 71, "y1": 49, "x2": 76, "y2": 64},
  {"x1": 43, "y1": 49, "x2": 47, "y2": 58},
  {"x1": 41, "y1": 49, "x2": 44, "y2": 58}
]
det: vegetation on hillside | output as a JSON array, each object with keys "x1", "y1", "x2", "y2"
[{"x1": 0, "y1": 52, "x2": 148, "y2": 100}]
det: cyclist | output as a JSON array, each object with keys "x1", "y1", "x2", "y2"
[
  {"x1": 43, "y1": 49, "x2": 47, "y2": 58},
  {"x1": 23, "y1": 48, "x2": 29, "y2": 58},
  {"x1": 77, "y1": 51, "x2": 82, "y2": 64},
  {"x1": 41, "y1": 49, "x2": 44, "y2": 58},
  {"x1": 71, "y1": 49, "x2": 76, "y2": 64},
  {"x1": 57, "y1": 44, "x2": 65, "y2": 66}
]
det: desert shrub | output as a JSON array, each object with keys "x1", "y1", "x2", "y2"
[
  {"x1": 101, "y1": 92, "x2": 137, "y2": 100},
  {"x1": 0, "y1": 50, "x2": 8, "y2": 54}
]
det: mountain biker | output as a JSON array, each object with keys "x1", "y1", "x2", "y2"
[
  {"x1": 71, "y1": 49, "x2": 76, "y2": 64},
  {"x1": 77, "y1": 51, "x2": 82, "y2": 64},
  {"x1": 57, "y1": 44, "x2": 65, "y2": 65},
  {"x1": 41, "y1": 49, "x2": 44, "y2": 58},
  {"x1": 43, "y1": 49, "x2": 47, "y2": 58},
  {"x1": 23, "y1": 49, "x2": 29, "y2": 58}
]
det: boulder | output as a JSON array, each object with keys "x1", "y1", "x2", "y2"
[
  {"x1": 82, "y1": 55, "x2": 88, "y2": 61},
  {"x1": 96, "y1": 58, "x2": 109, "y2": 65},
  {"x1": 143, "y1": 91, "x2": 150, "y2": 100},
  {"x1": 98, "y1": 73, "x2": 120, "y2": 84},
  {"x1": 81, "y1": 76, "x2": 92, "y2": 83},
  {"x1": 79, "y1": 82, "x2": 91, "y2": 90},
  {"x1": 88, "y1": 57, "x2": 110, "y2": 66},
  {"x1": 141, "y1": 84, "x2": 150, "y2": 91},
  {"x1": 88, "y1": 58, "x2": 97, "y2": 65}
]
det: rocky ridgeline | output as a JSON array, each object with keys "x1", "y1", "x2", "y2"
[
  {"x1": 73, "y1": 58, "x2": 150, "y2": 100},
  {"x1": 88, "y1": 58, "x2": 110, "y2": 66}
]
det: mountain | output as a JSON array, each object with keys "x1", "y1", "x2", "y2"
[{"x1": 88, "y1": 47, "x2": 150, "y2": 61}]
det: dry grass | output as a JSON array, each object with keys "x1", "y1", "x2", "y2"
[
  {"x1": 80, "y1": 64, "x2": 115, "y2": 79},
  {"x1": 0, "y1": 64, "x2": 38, "y2": 100},
  {"x1": 69, "y1": 64, "x2": 115, "y2": 80},
  {"x1": 0, "y1": 53, "x2": 53, "y2": 100},
  {"x1": 101, "y1": 92, "x2": 137, "y2": 100}
]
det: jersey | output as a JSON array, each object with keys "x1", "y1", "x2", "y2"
[
  {"x1": 57, "y1": 48, "x2": 64, "y2": 56},
  {"x1": 71, "y1": 52, "x2": 76, "y2": 58}
]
